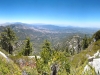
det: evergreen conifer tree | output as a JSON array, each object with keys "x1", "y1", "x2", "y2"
[
  {"x1": 41, "y1": 40, "x2": 52, "y2": 64},
  {"x1": 0, "y1": 27, "x2": 16, "y2": 54},
  {"x1": 82, "y1": 35, "x2": 88, "y2": 50},
  {"x1": 22, "y1": 38, "x2": 32, "y2": 56}
]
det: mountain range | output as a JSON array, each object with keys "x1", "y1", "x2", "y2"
[{"x1": 0, "y1": 22, "x2": 99, "y2": 53}]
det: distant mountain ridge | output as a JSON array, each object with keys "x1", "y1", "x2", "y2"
[{"x1": 0, "y1": 22, "x2": 99, "y2": 34}]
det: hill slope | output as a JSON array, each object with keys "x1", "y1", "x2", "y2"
[
  {"x1": 0, "y1": 48, "x2": 22, "y2": 75},
  {"x1": 69, "y1": 39, "x2": 100, "y2": 74}
]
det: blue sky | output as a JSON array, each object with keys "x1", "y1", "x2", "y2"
[{"x1": 0, "y1": 0, "x2": 100, "y2": 27}]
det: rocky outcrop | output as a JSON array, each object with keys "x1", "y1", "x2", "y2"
[
  {"x1": 0, "y1": 51, "x2": 9, "y2": 61},
  {"x1": 68, "y1": 35, "x2": 82, "y2": 54},
  {"x1": 0, "y1": 51, "x2": 8, "y2": 59},
  {"x1": 84, "y1": 50, "x2": 100, "y2": 75}
]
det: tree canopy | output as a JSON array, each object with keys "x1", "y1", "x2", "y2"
[
  {"x1": 41, "y1": 40, "x2": 52, "y2": 64},
  {"x1": 0, "y1": 27, "x2": 17, "y2": 54},
  {"x1": 22, "y1": 38, "x2": 32, "y2": 56},
  {"x1": 82, "y1": 35, "x2": 89, "y2": 50},
  {"x1": 93, "y1": 30, "x2": 100, "y2": 41}
]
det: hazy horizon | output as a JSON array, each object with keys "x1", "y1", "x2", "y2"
[{"x1": 0, "y1": 0, "x2": 100, "y2": 28}]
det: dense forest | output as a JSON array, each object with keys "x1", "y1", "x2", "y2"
[{"x1": 0, "y1": 26, "x2": 100, "y2": 75}]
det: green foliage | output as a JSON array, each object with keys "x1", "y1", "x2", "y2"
[
  {"x1": 51, "y1": 51, "x2": 70, "y2": 74},
  {"x1": 82, "y1": 35, "x2": 89, "y2": 50},
  {"x1": 70, "y1": 60, "x2": 97, "y2": 75},
  {"x1": 35, "y1": 40, "x2": 71, "y2": 75},
  {"x1": 0, "y1": 27, "x2": 99, "y2": 75},
  {"x1": 0, "y1": 52, "x2": 22, "y2": 75},
  {"x1": 22, "y1": 38, "x2": 33, "y2": 56},
  {"x1": 41, "y1": 40, "x2": 52, "y2": 64},
  {"x1": 65, "y1": 62, "x2": 70, "y2": 74},
  {"x1": 70, "y1": 40, "x2": 100, "y2": 75},
  {"x1": 93, "y1": 30, "x2": 100, "y2": 41},
  {"x1": 35, "y1": 39, "x2": 53, "y2": 74},
  {"x1": 0, "y1": 27, "x2": 17, "y2": 54}
]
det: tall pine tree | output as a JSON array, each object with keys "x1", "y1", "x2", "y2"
[
  {"x1": 82, "y1": 35, "x2": 88, "y2": 50},
  {"x1": 0, "y1": 27, "x2": 16, "y2": 54},
  {"x1": 22, "y1": 38, "x2": 32, "y2": 56},
  {"x1": 41, "y1": 40, "x2": 52, "y2": 64}
]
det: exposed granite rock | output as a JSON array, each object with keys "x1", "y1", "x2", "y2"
[{"x1": 84, "y1": 50, "x2": 100, "y2": 75}]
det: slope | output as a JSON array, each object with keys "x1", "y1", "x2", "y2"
[
  {"x1": 0, "y1": 48, "x2": 22, "y2": 75},
  {"x1": 69, "y1": 39, "x2": 100, "y2": 75}
]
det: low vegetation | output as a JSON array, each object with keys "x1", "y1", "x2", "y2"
[{"x1": 0, "y1": 48, "x2": 22, "y2": 75}]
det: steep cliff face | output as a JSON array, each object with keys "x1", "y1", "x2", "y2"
[
  {"x1": 84, "y1": 50, "x2": 100, "y2": 75},
  {"x1": 68, "y1": 35, "x2": 82, "y2": 54}
]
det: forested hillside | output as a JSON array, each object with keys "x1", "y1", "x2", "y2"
[
  {"x1": 0, "y1": 25, "x2": 100, "y2": 75},
  {"x1": 0, "y1": 23, "x2": 99, "y2": 54}
]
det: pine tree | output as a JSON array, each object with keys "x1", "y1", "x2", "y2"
[
  {"x1": 22, "y1": 38, "x2": 32, "y2": 56},
  {"x1": 0, "y1": 27, "x2": 17, "y2": 54},
  {"x1": 41, "y1": 40, "x2": 52, "y2": 64},
  {"x1": 82, "y1": 35, "x2": 88, "y2": 50}
]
